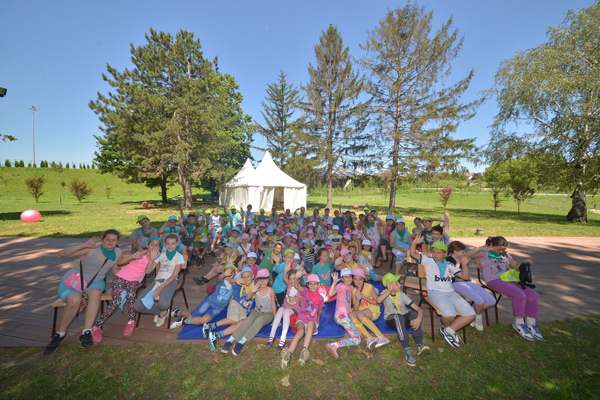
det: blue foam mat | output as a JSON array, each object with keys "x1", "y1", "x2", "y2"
[{"x1": 177, "y1": 281, "x2": 412, "y2": 340}]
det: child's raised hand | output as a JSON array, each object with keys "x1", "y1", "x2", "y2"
[
  {"x1": 84, "y1": 237, "x2": 102, "y2": 248},
  {"x1": 295, "y1": 269, "x2": 304, "y2": 280},
  {"x1": 332, "y1": 272, "x2": 340, "y2": 284},
  {"x1": 251, "y1": 281, "x2": 262, "y2": 293},
  {"x1": 132, "y1": 251, "x2": 145, "y2": 260},
  {"x1": 413, "y1": 233, "x2": 424, "y2": 244},
  {"x1": 460, "y1": 254, "x2": 471, "y2": 266}
]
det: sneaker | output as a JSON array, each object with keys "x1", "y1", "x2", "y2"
[
  {"x1": 453, "y1": 331, "x2": 462, "y2": 345},
  {"x1": 232, "y1": 342, "x2": 244, "y2": 356},
  {"x1": 405, "y1": 348, "x2": 416, "y2": 367},
  {"x1": 221, "y1": 341, "x2": 232, "y2": 354},
  {"x1": 169, "y1": 316, "x2": 186, "y2": 330},
  {"x1": 438, "y1": 327, "x2": 460, "y2": 348},
  {"x1": 79, "y1": 330, "x2": 94, "y2": 349},
  {"x1": 156, "y1": 312, "x2": 168, "y2": 327},
  {"x1": 326, "y1": 343, "x2": 339, "y2": 359},
  {"x1": 474, "y1": 315, "x2": 484, "y2": 331},
  {"x1": 123, "y1": 321, "x2": 135, "y2": 338},
  {"x1": 266, "y1": 338, "x2": 274, "y2": 349},
  {"x1": 171, "y1": 308, "x2": 181, "y2": 318},
  {"x1": 375, "y1": 336, "x2": 390, "y2": 348},
  {"x1": 366, "y1": 337, "x2": 379, "y2": 350},
  {"x1": 280, "y1": 347, "x2": 291, "y2": 369},
  {"x1": 202, "y1": 323, "x2": 213, "y2": 339},
  {"x1": 298, "y1": 348, "x2": 310, "y2": 366},
  {"x1": 154, "y1": 315, "x2": 159, "y2": 323},
  {"x1": 513, "y1": 322, "x2": 534, "y2": 341},
  {"x1": 196, "y1": 277, "x2": 209, "y2": 286},
  {"x1": 208, "y1": 331, "x2": 219, "y2": 351},
  {"x1": 527, "y1": 324, "x2": 544, "y2": 340},
  {"x1": 91, "y1": 326, "x2": 103, "y2": 344},
  {"x1": 43, "y1": 333, "x2": 65, "y2": 355},
  {"x1": 277, "y1": 342, "x2": 285, "y2": 352},
  {"x1": 417, "y1": 345, "x2": 431, "y2": 356}
]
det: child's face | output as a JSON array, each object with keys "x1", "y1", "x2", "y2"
[
  {"x1": 232, "y1": 230, "x2": 239, "y2": 237},
  {"x1": 247, "y1": 257, "x2": 256, "y2": 266},
  {"x1": 319, "y1": 251, "x2": 329, "y2": 262},
  {"x1": 241, "y1": 271, "x2": 253, "y2": 285},
  {"x1": 349, "y1": 247, "x2": 357, "y2": 255},
  {"x1": 423, "y1": 220, "x2": 432, "y2": 229},
  {"x1": 353, "y1": 275, "x2": 365, "y2": 286},
  {"x1": 148, "y1": 240, "x2": 161, "y2": 253},
  {"x1": 414, "y1": 219, "x2": 422, "y2": 227},
  {"x1": 492, "y1": 244, "x2": 507, "y2": 253},
  {"x1": 284, "y1": 236, "x2": 292, "y2": 244},
  {"x1": 390, "y1": 280, "x2": 402, "y2": 293},
  {"x1": 102, "y1": 234, "x2": 119, "y2": 250},
  {"x1": 362, "y1": 245, "x2": 370, "y2": 252},
  {"x1": 292, "y1": 258, "x2": 299, "y2": 265},
  {"x1": 284, "y1": 253, "x2": 294, "y2": 263},
  {"x1": 165, "y1": 238, "x2": 177, "y2": 252},
  {"x1": 257, "y1": 277, "x2": 269, "y2": 287},
  {"x1": 432, "y1": 231, "x2": 442, "y2": 241},
  {"x1": 343, "y1": 253, "x2": 353, "y2": 263},
  {"x1": 333, "y1": 229, "x2": 339, "y2": 234},
  {"x1": 168, "y1": 219, "x2": 178, "y2": 227},
  {"x1": 431, "y1": 247, "x2": 446, "y2": 262},
  {"x1": 224, "y1": 247, "x2": 233, "y2": 255},
  {"x1": 452, "y1": 249, "x2": 465, "y2": 259},
  {"x1": 396, "y1": 222, "x2": 405, "y2": 231},
  {"x1": 342, "y1": 275, "x2": 353, "y2": 285},
  {"x1": 139, "y1": 219, "x2": 150, "y2": 229},
  {"x1": 268, "y1": 242, "x2": 274, "y2": 250},
  {"x1": 307, "y1": 282, "x2": 319, "y2": 292},
  {"x1": 213, "y1": 210, "x2": 219, "y2": 216},
  {"x1": 274, "y1": 244, "x2": 282, "y2": 254},
  {"x1": 342, "y1": 238, "x2": 350, "y2": 245},
  {"x1": 188, "y1": 216, "x2": 196, "y2": 224}
]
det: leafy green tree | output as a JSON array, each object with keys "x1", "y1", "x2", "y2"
[
  {"x1": 24, "y1": 176, "x2": 46, "y2": 203},
  {"x1": 487, "y1": 3, "x2": 600, "y2": 222},
  {"x1": 485, "y1": 158, "x2": 536, "y2": 214},
  {"x1": 257, "y1": 71, "x2": 305, "y2": 169},
  {"x1": 91, "y1": 29, "x2": 253, "y2": 207},
  {"x1": 69, "y1": 178, "x2": 93, "y2": 203},
  {"x1": 302, "y1": 24, "x2": 371, "y2": 207},
  {"x1": 360, "y1": 5, "x2": 480, "y2": 212},
  {"x1": 1, "y1": 134, "x2": 16, "y2": 143},
  {"x1": 4, "y1": 160, "x2": 10, "y2": 167}
]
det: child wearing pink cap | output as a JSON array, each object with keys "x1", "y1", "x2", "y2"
[
  {"x1": 349, "y1": 268, "x2": 390, "y2": 349},
  {"x1": 326, "y1": 269, "x2": 362, "y2": 359},
  {"x1": 221, "y1": 269, "x2": 276, "y2": 356},
  {"x1": 237, "y1": 233, "x2": 252, "y2": 257},
  {"x1": 281, "y1": 273, "x2": 324, "y2": 369}
]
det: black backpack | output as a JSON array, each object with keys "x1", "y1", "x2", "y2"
[{"x1": 518, "y1": 262, "x2": 535, "y2": 289}]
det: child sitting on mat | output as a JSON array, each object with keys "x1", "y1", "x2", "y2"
[
  {"x1": 378, "y1": 273, "x2": 429, "y2": 366},
  {"x1": 281, "y1": 273, "x2": 324, "y2": 369},
  {"x1": 349, "y1": 268, "x2": 390, "y2": 349},
  {"x1": 221, "y1": 269, "x2": 276, "y2": 356},
  {"x1": 325, "y1": 269, "x2": 362, "y2": 359},
  {"x1": 267, "y1": 269, "x2": 301, "y2": 351},
  {"x1": 169, "y1": 264, "x2": 237, "y2": 329}
]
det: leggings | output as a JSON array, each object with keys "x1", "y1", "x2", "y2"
[
  {"x1": 269, "y1": 307, "x2": 295, "y2": 343},
  {"x1": 486, "y1": 279, "x2": 538, "y2": 319},
  {"x1": 385, "y1": 310, "x2": 423, "y2": 348},
  {"x1": 332, "y1": 312, "x2": 361, "y2": 347},
  {"x1": 133, "y1": 279, "x2": 178, "y2": 315},
  {"x1": 452, "y1": 281, "x2": 495, "y2": 306},
  {"x1": 231, "y1": 309, "x2": 274, "y2": 342},
  {"x1": 94, "y1": 276, "x2": 140, "y2": 328}
]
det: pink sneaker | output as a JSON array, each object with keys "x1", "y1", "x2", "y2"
[
  {"x1": 123, "y1": 321, "x2": 135, "y2": 338},
  {"x1": 366, "y1": 337, "x2": 378, "y2": 350},
  {"x1": 91, "y1": 326, "x2": 103, "y2": 344},
  {"x1": 375, "y1": 336, "x2": 390, "y2": 348},
  {"x1": 326, "y1": 343, "x2": 339, "y2": 359}
]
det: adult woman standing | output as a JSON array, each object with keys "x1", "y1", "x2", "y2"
[{"x1": 44, "y1": 230, "x2": 124, "y2": 354}]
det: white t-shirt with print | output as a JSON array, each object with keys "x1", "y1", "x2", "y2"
[
  {"x1": 154, "y1": 251, "x2": 185, "y2": 280},
  {"x1": 420, "y1": 254, "x2": 462, "y2": 292}
]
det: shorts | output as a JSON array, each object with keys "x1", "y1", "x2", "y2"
[
  {"x1": 275, "y1": 291, "x2": 286, "y2": 307},
  {"x1": 193, "y1": 241, "x2": 209, "y2": 250},
  {"x1": 58, "y1": 280, "x2": 105, "y2": 301},
  {"x1": 359, "y1": 305, "x2": 381, "y2": 320},
  {"x1": 296, "y1": 315, "x2": 318, "y2": 333},
  {"x1": 226, "y1": 301, "x2": 249, "y2": 322},
  {"x1": 209, "y1": 230, "x2": 219, "y2": 239},
  {"x1": 428, "y1": 289, "x2": 475, "y2": 318},
  {"x1": 190, "y1": 298, "x2": 222, "y2": 321}
]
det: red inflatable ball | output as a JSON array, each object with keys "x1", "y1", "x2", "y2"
[
  {"x1": 142, "y1": 201, "x2": 149, "y2": 208},
  {"x1": 353, "y1": 204, "x2": 359, "y2": 209},
  {"x1": 20, "y1": 210, "x2": 41, "y2": 223}
]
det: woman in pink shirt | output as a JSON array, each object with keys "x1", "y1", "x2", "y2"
[{"x1": 92, "y1": 237, "x2": 161, "y2": 341}]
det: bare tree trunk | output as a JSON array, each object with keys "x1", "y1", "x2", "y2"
[
  {"x1": 388, "y1": 137, "x2": 400, "y2": 213},
  {"x1": 326, "y1": 161, "x2": 333, "y2": 209},
  {"x1": 567, "y1": 181, "x2": 587, "y2": 223},
  {"x1": 178, "y1": 163, "x2": 193, "y2": 208},
  {"x1": 159, "y1": 176, "x2": 169, "y2": 204}
]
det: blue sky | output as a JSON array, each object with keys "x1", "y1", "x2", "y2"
[{"x1": 0, "y1": 0, "x2": 594, "y2": 171}]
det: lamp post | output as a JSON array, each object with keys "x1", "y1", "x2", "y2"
[{"x1": 29, "y1": 106, "x2": 37, "y2": 165}]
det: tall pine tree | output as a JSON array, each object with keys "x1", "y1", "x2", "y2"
[
  {"x1": 303, "y1": 25, "x2": 370, "y2": 207},
  {"x1": 360, "y1": 5, "x2": 480, "y2": 212}
]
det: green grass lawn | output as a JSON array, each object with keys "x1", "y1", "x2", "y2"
[
  {"x1": 1, "y1": 167, "x2": 599, "y2": 238},
  {"x1": 1, "y1": 315, "x2": 599, "y2": 399}
]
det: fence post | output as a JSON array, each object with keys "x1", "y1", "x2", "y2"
[{"x1": 562, "y1": 199, "x2": 565, "y2": 210}]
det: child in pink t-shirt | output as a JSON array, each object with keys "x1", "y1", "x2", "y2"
[
  {"x1": 325, "y1": 268, "x2": 361, "y2": 359},
  {"x1": 92, "y1": 237, "x2": 161, "y2": 341}
]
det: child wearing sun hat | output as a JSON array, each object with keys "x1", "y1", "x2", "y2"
[{"x1": 377, "y1": 273, "x2": 429, "y2": 366}]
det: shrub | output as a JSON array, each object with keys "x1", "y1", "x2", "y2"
[
  {"x1": 65, "y1": 163, "x2": 70, "y2": 169},
  {"x1": 24, "y1": 176, "x2": 46, "y2": 203},
  {"x1": 438, "y1": 186, "x2": 454, "y2": 209},
  {"x1": 69, "y1": 178, "x2": 93, "y2": 203},
  {"x1": 27, "y1": 162, "x2": 31, "y2": 167},
  {"x1": 33, "y1": 163, "x2": 37, "y2": 168},
  {"x1": 4, "y1": 160, "x2": 10, "y2": 167},
  {"x1": 492, "y1": 188, "x2": 503, "y2": 212}
]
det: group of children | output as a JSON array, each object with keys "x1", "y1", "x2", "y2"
[{"x1": 45, "y1": 204, "x2": 544, "y2": 368}]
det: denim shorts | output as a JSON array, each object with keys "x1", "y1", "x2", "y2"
[
  {"x1": 191, "y1": 298, "x2": 222, "y2": 321},
  {"x1": 428, "y1": 289, "x2": 475, "y2": 318}
]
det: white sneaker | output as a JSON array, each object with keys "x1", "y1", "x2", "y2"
[
  {"x1": 513, "y1": 322, "x2": 534, "y2": 341},
  {"x1": 153, "y1": 315, "x2": 159, "y2": 323},
  {"x1": 169, "y1": 316, "x2": 186, "y2": 330},
  {"x1": 155, "y1": 312, "x2": 168, "y2": 327},
  {"x1": 474, "y1": 315, "x2": 484, "y2": 331},
  {"x1": 527, "y1": 324, "x2": 544, "y2": 340}
]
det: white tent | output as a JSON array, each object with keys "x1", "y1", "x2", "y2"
[{"x1": 219, "y1": 151, "x2": 307, "y2": 211}]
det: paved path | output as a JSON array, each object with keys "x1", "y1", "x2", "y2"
[{"x1": 1, "y1": 236, "x2": 599, "y2": 348}]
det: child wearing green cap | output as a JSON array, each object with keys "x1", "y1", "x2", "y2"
[
  {"x1": 410, "y1": 236, "x2": 475, "y2": 349},
  {"x1": 130, "y1": 215, "x2": 159, "y2": 253},
  {"x1": 377, "y1": 273, "x2": 429, "y2": 366}
]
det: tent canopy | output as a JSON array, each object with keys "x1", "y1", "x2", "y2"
[{"x1": 219, "y1": 151, "x2": 307, "y2": 211}]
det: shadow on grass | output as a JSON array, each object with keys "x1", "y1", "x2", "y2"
[{"x1": 0, "y1": 210, "x2": 72, "y2": 221}]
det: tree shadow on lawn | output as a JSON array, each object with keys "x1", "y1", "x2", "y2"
[{"x1": 0, "y1": 210, "x2": 72, "y2": 221}]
